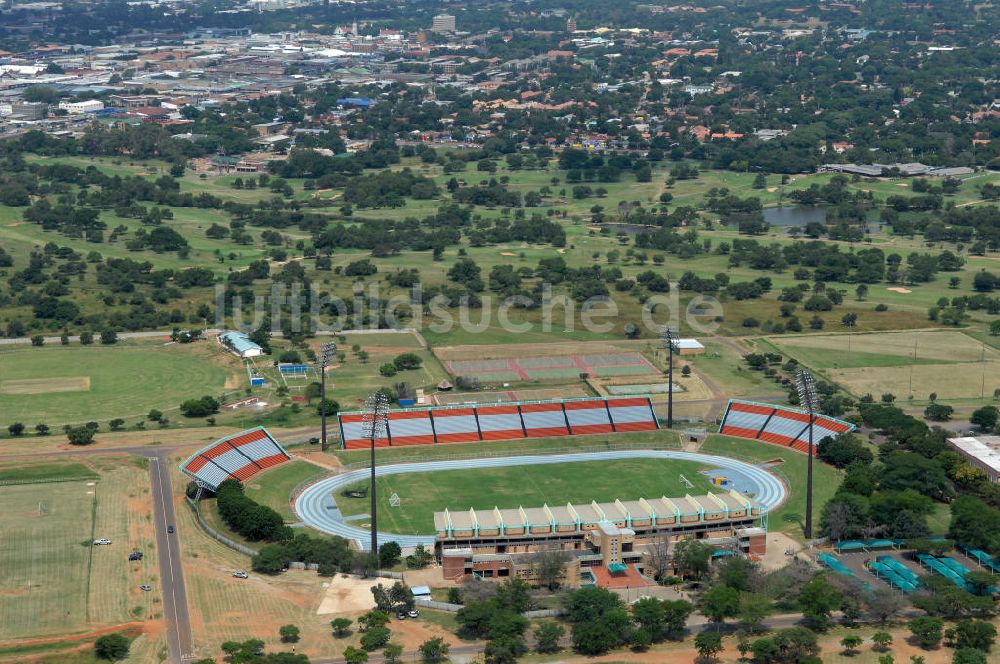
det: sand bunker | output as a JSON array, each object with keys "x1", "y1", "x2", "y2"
[
  {"x1": 887, "y1": 287, "x2": 912, "y2": 293},
  {"x1": 499, "y1": 252, "x2": 516, "y2": 256}
]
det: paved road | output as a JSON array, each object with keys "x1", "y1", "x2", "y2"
[
  {"x1": 295, "y1": 449, "x2": 787, "y2": 549},
  {"x1": 149, "y1": 454, "x2": 194, "y2": 663}
]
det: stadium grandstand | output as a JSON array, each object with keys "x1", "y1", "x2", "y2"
[
  {"x1": 337, "y1": 397, "x2": 658, "y2": 449},
  {"x1": 180, "y1": 426, "x2": 290, "y2": 491},
  {"x1": 719, "y1": 399, "x2": 855, "y2": 455}
]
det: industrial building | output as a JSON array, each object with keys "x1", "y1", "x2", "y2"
[
  {"x1": 948, "y1": 436, "x2": 1000, "y2": 482},
  {"x1": 218, "y1": 330, "x2": 264, "y2": 358},
  {"x1": 436, "y1": 491, "x2": 765, "y2": 585}
]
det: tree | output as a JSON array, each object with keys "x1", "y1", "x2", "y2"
[
  {"x1": 924, "y1": 404, "x2": 954, "y2": 421},
  {"x1": 383, "y1": 643, "x2": 403, "y2": 664},
  {"x1": 872, "y1": 631, "x2": 893, "y2": 651},
  {"x1": 379, "y1": 541, "x2": 402, "y2": 568},
  {"x1": 953, "y1": 619, "x2": 996, "y2": 651},
  {"x1": 100, "y1": 329, "x2": 118, "y2": 345},
  {"x1": 841, "y1": 634, "x2": 863, "y2": 655},
  {"x1": 751, "y1": 627, "x2": 819, "y2": 663},
  {"x1": 95, "y1": 633, "x2": 130, "y2": 660},
  {"x1": 331, "y1": 617, "x2": 353, "y2": 637},
  {"x1": 534, "y1": 622, "x2": 564, "y2": 653},
  {"x1": 30, "y1": 334, "x2": 45, "y2": 346},
  {"x1": 909, "y1": 616, "x2": 944, "y2": 649},
  {"x1": 700, "y1": 585, "x2": 741, "y2": 625},
  {"x1": 484, "y1": 635, "x2": 526, "y2": 664},
  {"x1": 358, "y1": 610, "x2": 390, "y2": 632},
  {"x1": 419, "y1": 636, "x2": 449, "y2": 663},
  {"x1": 109, "y1": 418, "x2": 125, "y2": 431},
  {"x1": 8, "y1": 422, "x2": 24, "y2": 436},
  {"x1": 970, "y1": 406, "x2": 998, "y2": 431},
  {"x1": 798, "y1": 575, "x2": 842, "y2": 630},
  {"x1": 279, "y1": 625, "x2": 300, "y2": 643},
  {"x1": 695, "y1": 630, "x2": 724, "y2": 661},
  {"x1": 738, "y1": 593, "x2": 771, "y2": 632},
  {"x1": 360, "y1": 625, "x2": 391, "y2": 651},
  {"x1": 953, "y1": 649, "x2": 987, "y2": 664},
  {"x1": 35, "y1": 423, "x2": 49, "y2": 436},
  {"x1": 67, "y1": 426, "x2": 95, "y2": 445},
  {"x1": 674, "y1": 539, "x2": 712, "y2": 580},
  {"x1": 529, "y1": 549, "x2": 570, "y2": 590},
  {"x1": 343, "y1": 646, "x2": 369, "y2": 664}
]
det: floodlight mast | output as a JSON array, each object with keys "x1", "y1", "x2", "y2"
[
  {"x1": 318, "y1": 343, "x2": 337, "y2": 452},
  {"x1": 795, "y1": 369, "x2": 818, "y2": 540},
  {"x1": 362, "y1": 391, "x2": 389, "y2": 556},
  {"x1": 660, "y1": 326, "x2": 678, "y2": 429}
]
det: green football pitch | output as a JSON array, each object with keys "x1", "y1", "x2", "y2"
[
  {"x1": 336, "y1": 457, "x2": 722, "y2": 535},
  {"x1": 0, "y1": 343, "x2": 231, "y2": 425}
]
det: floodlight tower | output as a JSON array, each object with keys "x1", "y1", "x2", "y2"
[
  {"x1": 795, "y1": 369, "x2": 818, "y2": 539},
  {"x1": 317, "y1": 342, "x2": 337, "y2": 452},
  {"x1": 362, "y1": 391, "x2": 389, "y2": 556},
  {"x1": 660, "y1": 326, "x2": 678, "y2": 428}
]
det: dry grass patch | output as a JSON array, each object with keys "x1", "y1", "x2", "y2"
[{"x1": 0, "y1": 376, "x2": 90, "y2": 395}]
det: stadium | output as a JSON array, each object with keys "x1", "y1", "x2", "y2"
[{"x1": 181, "y1": 395, "x2": 851, "y2": 589}]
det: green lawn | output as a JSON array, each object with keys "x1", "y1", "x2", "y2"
[
  {"x1": 337, "y1": 457, "x2": 721, "y2": 535},
  {"x1": 698, "y1": 434, "x2": 843, "y2": 540},
  {"x1": 0, "y1": 462, "x2": 97, "y2": 485},
  {"x1": 243, "y1": 459, "x2": 324, "y2": 521},
  {"x1": 0, "y1": 341, "x2": 233, "y2": 426}
]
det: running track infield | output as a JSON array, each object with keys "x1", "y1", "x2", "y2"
[{"x1": 294, "y1": 450, "x2": 787, "y2": 549}]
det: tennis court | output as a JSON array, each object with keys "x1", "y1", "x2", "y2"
[{"x1": 444, "y1": 352, "x2": 658, "y2": 383}]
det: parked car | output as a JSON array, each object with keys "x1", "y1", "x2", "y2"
[
  {"x1": 407, "y1": 609, "x2": 419, "y2": 619},
  {"x1": 308, "y1": 437, "x2": 320, "y2": 445},
  {"x1": 128, "y1": 551, "x2": 144, "y2": 561},
  {"x1": 93, "y1": 538, "x2": 112, "y2": 545},
  {"x1": 167, "y1": 525, "x2": 175, "y2": 534},
  {"x1": 139, "y1": 584, "x2": 152, "y2": 592},
  {"x1": 395, "y1": 610, "x2": 407, "y2": 620},
  {"x1": 232, "y1": 571, "x2": 249, "y2": 579}
]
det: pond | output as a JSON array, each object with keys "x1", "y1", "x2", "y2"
[{"x1": 762, "y1": 206, "x2": 827, "y2": 227}]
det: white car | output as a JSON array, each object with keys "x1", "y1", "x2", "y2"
[
  {"x1": 232, "y1": 571, "x2": 249, "y2": 579},
  {"x1": 93, "y1": 538, "x2": 112, "y2": 545}
]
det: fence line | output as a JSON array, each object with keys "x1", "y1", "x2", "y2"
[{"x1": 185, "y1": 496, "x2": 259, "y2": 557}]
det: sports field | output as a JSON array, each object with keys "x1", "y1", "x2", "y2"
[
  {"x1": 766, "y1": 330, "x2": 1000, "y2": 400},
  {"x1": 0, "y1": 459, "x2": 159, "y2": 641},
  {"x1": 432, "y1": 385, "x2": 590, "y2": 405},
  {"x1": 0, "y1": 342, "x2": 235, "y2": 425},
  {"x1": 444, "y1": 351, "x2": 658, "y2": 383},
  {"x1": 336, "y1": 457, "x2": 720, "y2": 534}
]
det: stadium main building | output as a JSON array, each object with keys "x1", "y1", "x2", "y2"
[{"x1": 435, "y1": 490, "x2": 765, "y2": 586}]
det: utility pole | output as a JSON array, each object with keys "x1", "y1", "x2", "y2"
[
  {"x1": 796, "y1": 369, "x2": 818, "y2": 540},
  {"x1": 317, "y1": 343, "x2": 336, "y2": 452},
  {"x1": 661, "y1": 326, "x2": 678, "y2": 428},
  {"x1": 362, "y1": 391, "x2": 389, "y2": 557}
]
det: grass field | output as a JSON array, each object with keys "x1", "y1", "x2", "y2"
[
  {"x1": 0, "y1": 341, "x2": 237, "y2": 426},
  {"x1": 336, "y1": 457, "x2": 720, "y2": 534},
  {"x1": 0, "y1": 458, "x2": 159, "y2": 642},
  {"x1": 244, "y1": 459, "x2": 324, "y2": 521},
  {"x1": 0, "y1": 462, "x2": 96, "y2": 485},
  {"x1": 765, "y1": 330, "x2": 1000, "y2": 402},
  {"x1": 698, "y1": 434, "x2": 842, "y2": 539}
]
